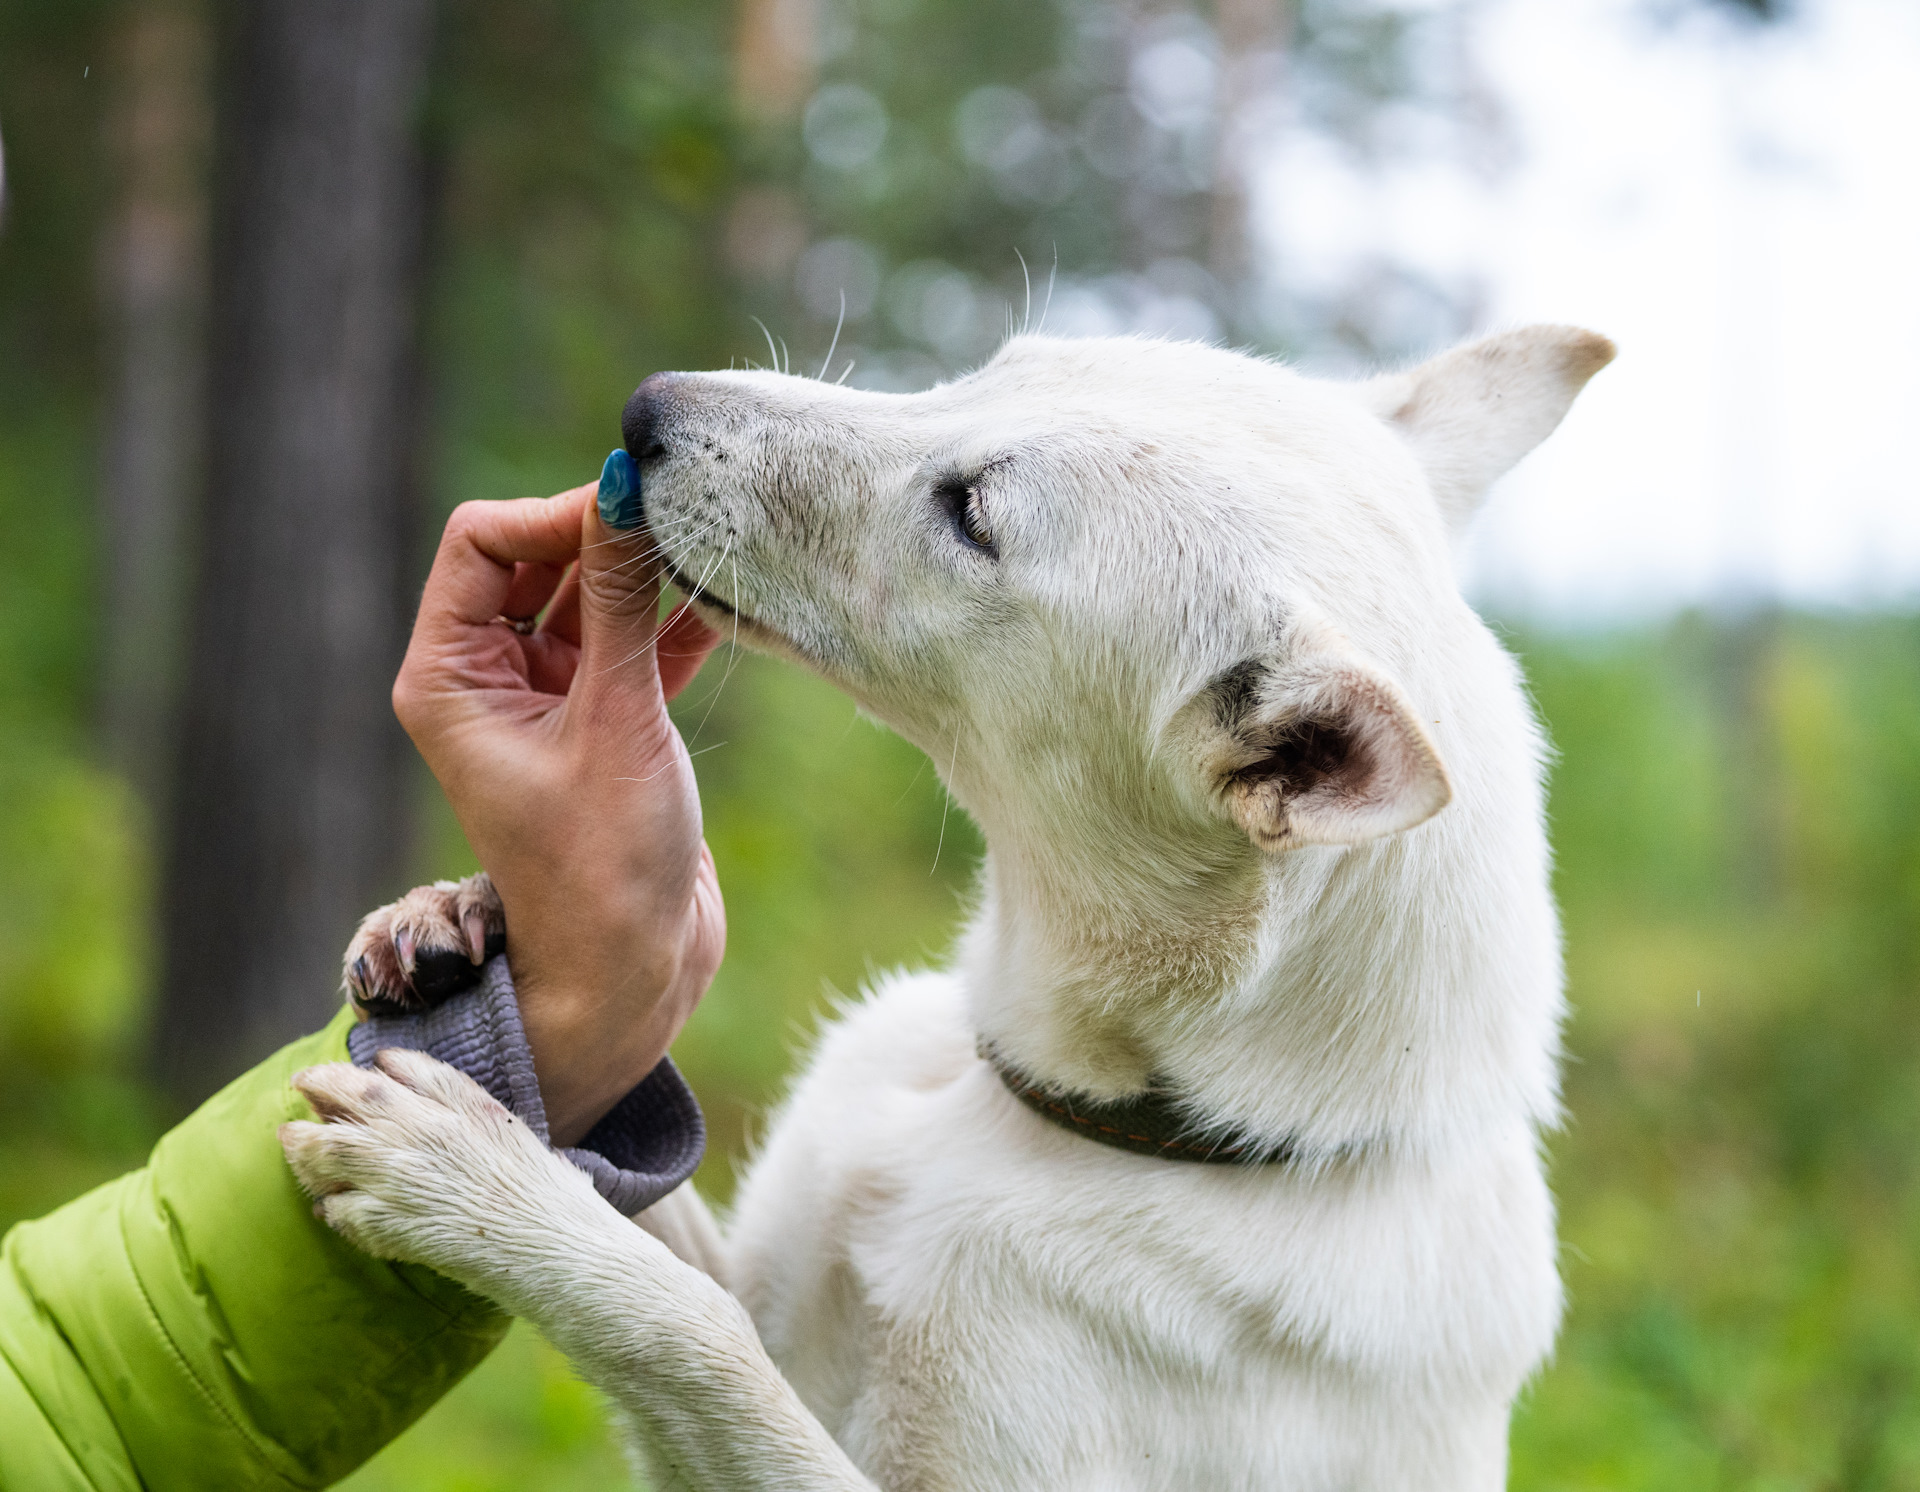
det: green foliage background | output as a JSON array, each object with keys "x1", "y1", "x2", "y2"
[{"x1": 4, "y1": 0, "x2": 1919, "y2": 1487}]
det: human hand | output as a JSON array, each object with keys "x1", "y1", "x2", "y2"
[{"x1": 373, "y1": 482, "x2": 724, "y2": 1145}]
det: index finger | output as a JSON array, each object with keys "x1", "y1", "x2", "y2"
[{"x1": 418, "y1": 486, "x2": 595, "y2": 635}]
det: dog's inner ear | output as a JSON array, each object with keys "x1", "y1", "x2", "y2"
[
  {"x1": 1215, "y1": 658, "x2": 1452, "y2": 851},
  {"x1": 1355, "y1": 323, "x2": 1615, "y2": 535}
]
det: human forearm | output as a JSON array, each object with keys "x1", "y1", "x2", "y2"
[{"x1": 0, "y1": 1010, "x2": 505, "y2": 1490}]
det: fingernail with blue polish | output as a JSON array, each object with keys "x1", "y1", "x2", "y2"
[{"x1": 598, "y1": 448, "x2": 642, "y2": 529}]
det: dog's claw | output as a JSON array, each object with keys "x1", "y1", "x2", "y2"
[
  {"x1": 341, "y1": 873, "x2": 505, "y2": 1016},
  {"x1": 462, "y1": 910, "x2": 487, "y2": 965}
]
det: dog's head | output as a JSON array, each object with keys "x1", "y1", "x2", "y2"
[{"x1": 630, "y1": 329, "x2": 1610, "y2": 867}]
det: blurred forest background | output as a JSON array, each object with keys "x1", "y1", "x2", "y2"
[{"x1": 3, "y1": 0, "x2": 1918, "y2": 1487}]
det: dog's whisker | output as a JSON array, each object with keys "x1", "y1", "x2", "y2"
[
  {"x1": 608, "y1": 514, "x2": 726, "y2": 573},
  {"x1": 600, "y1": 537, "x2": 733, "y2": 676},
  {"x1": 930, "y1": 724, "x2": 961, "y2": 876},
  {"x1": 597, "y1": 512, "x2": 732, "y2": 578},
  {"x1": 892, "y1": 750, "x2": 930, "y2": 808},
  {"x1": 612, "y1": 740, "x2": 727, "y2": 786},
  {"x1": 751, "y1": 315, "x2": 780, "y2": 375},
  {"x1": 684, "y1": 535, "x2": 733, "y2": 607},
  {"x1": 682, "y1": 554, "x2": 745, "y2": 750},
  {"x1": 818, "y1": 290, "x2": 846, "y2": 382}
]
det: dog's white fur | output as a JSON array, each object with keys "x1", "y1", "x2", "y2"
[{"x1": 285, "y1": 327, "x2": 1613, "y2": 1490}]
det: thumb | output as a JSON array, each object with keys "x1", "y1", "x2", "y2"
[{"x1": 571, "y1": 452, "x2": 667, "y2": 712}]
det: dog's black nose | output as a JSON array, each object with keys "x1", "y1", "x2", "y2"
[{"x1": 622, "y1": 372, "x2": 679, "y2": 463}]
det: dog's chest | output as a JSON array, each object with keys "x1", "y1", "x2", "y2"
[
  {"x1": 728, "y1": 972, "x2": 1561, "y2": 1487},
  {"x1": 776, "y1": 1154, "x2": 1529, "y2": 1490}
]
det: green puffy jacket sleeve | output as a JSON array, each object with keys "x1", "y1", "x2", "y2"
[{"x1": 0, "y1": 1007, "x2": 509, "y2": 1490}]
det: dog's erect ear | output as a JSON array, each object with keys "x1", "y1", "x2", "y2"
[
  {"x1": 1356, "y1": 324, "x2": 1614, "y2": 535},
  {"x1": 1211, "y1": 652, "x2": 1451, "y2": 851}
]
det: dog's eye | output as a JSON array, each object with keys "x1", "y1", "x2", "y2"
[
  {"x1": 961, "y1": 490, "x2": 994, "y2": 551},
  {"x1": 937, "y1": 478, "x2": 997, "y2": 556}
]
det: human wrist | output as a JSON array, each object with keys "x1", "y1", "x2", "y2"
[
  {"x1": 473, "y1": 847, "x2": 718, "y2": 1143},
  {"x1": 513, "y1": 955, "x2": 699, "y2": 1146},
  {"x1": 344, "y1": 958, "x2": 707, "y2": 1213}
]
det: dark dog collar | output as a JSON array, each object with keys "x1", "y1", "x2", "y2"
[{"x1": 982, "y1": 1043, "x2": 1295, "y2": 1165}]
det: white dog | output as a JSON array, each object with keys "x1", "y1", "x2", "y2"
[{"x1": 285, "y1": 326, "x2": 1612, "y2": 1490}]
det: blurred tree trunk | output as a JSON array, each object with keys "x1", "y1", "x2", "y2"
[
  {"x1": 98, "y1": 0, "x2": 210, "y2": 815},
  {"x1": 158, "y1": 0, "x2": 436, "y2": 1103}
]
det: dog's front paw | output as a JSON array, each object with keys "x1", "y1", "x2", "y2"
[
  {"x1": 281, "y1": 1049, "x2": 602, "y2": 1296},
  {"x1": 343, "y1": 872, "x2": 505, "y2": 1017}
]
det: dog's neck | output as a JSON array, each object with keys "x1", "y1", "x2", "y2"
[{"x1": 956, "y1": 719, "x2": 1564, "y2": 1161}]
